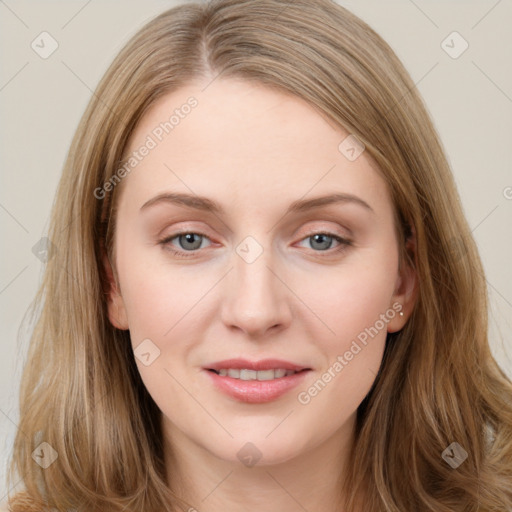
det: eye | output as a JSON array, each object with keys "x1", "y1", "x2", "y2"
[
  {"x1": 296, "y1": 232, "x2": 351, "y2": 253},
  {"x1": 158, "y1": 231, "x2": 212, "y2": 258}
]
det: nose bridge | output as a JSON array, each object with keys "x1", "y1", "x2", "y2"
[{"x1": 220, "y1": 233, "x2": 291, "y2": 335}]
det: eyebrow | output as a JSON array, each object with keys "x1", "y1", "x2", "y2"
[{"x1": 140, "y1": 192, "x2": 374, "y2": 215}]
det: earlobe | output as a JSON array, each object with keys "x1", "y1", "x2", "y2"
[
  {"x1": 387, "y1": 223, "x2": 418, "y2": 333},
  {"x1": 102, "y1": 252, "x2": 129, "y2": 330}
]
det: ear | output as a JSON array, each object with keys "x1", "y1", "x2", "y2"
[
  {"x1": 102, "y1": 251, "x2": 129, "y2": 330},
  {"x1": 387, "y1": 223, "x2": 418, "y2": 333}
]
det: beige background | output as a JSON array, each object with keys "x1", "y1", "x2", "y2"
[{"x1": 1, "y1": 0, "x2": 511, "y2": 501}]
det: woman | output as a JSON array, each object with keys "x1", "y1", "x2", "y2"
[{"x1": 6, "y1": 0, "x2": 512, "y2": 510}]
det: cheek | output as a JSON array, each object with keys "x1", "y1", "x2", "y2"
[
  {"x1": 293, "y1": 263, "x2": 394, "y2": 421},
  {"x1": 296, "y1": 255, "x2": 398, "y2": 346},
  {"x1": 291, "y1": 250, "x2": 397, "y2": 403},
  {"x1": 116, "y1": 243, "x2": 210, "y2": 340},
  {"x1": 117, "y1": 258, "x2": 210, "y2": 407}
]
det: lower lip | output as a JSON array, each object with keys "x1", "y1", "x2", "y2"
[{"x1": 204, "y1": 369, "x2": 311, "y2": 403}]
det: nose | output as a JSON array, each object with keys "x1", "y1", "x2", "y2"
[{"x1": 220, "y1": 241, "x2": 293, "y2": 338}]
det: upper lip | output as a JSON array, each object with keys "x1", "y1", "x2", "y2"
[{"x1": 205, "y1": 358, "x2": 311, "y2": 372}]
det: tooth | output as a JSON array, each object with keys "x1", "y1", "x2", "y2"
[
  {"x1": 256, "y1": 369, "x2": 275, "y2": 381},
  {"x1": 214, "y1": 368, "x2": 297, "y2": 380},
  {"x1": 239, "y1": 369, "x2": 257, "y2": 380}
]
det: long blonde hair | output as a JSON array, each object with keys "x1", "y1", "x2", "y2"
[{"x1": 8, "y1": 0, "x2": 512, "y2": 510}]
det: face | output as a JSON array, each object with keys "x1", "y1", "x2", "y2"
[{"x1": 105, "y1": 78, "x2": 415, "y2": 468}]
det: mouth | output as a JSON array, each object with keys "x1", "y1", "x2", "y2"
[
  {"x1": 206, "y1": 368, "x2": 310, "y2": 381},
  {"x1": 203, "y1": 361, "x2": 312, "y2": 403}
]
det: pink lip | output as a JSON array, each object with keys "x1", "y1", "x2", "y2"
[
  {"x1": 203, "y1": 368, "x2": 311, "y2": 403},
  {"x1": 205, "y1": 358, "x2": 311, "y2": 372}
]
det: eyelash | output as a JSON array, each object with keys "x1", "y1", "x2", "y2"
[{"x1": 157, "y1": 230, "x2": 352, "y2": 259}]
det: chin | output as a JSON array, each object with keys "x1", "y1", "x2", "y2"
[{"x1": 213, "y1": 432, "x2": 310, "y2": 468}]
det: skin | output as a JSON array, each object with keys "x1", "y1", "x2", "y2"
[{"x1": 105, "y1": 78, "x2": 417, "y2": 511}]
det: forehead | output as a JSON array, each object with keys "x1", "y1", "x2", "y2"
[{"x1": 117, "y1": 78, "x2": 390, "y2": 218}]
